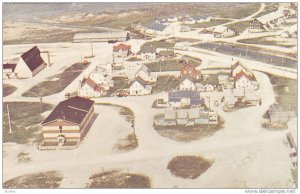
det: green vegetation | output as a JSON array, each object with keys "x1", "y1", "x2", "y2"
[
  {"x1": 3, "y1": 102, "x2": 53, "y2": 144},
  {"x1": 3, "y1": 171, "x2": 63, "y2": 189},
  {"x1": 3, "y1": 84, "x2": 17, "y2": 97},
  {"x1": 87, "y1": 170, "x2": 151, "y2": 188},
  {"x1": 267, "y1": 73, "x2": 297, "y2": 112},
  {"x1": 22, "y1": 62, "x2": 90, "y2": 97},
  {"x1": 104, "y1": 77, "x2": 130, "y2": 97},
  {"x1": 145, "y1": 58, "x2": 199, "y2": 72},
  {"x1": 226, "y1": 20, "x2": 250, "y2": 33},
  {"x1": 253, "y1": 3, "x2": 279, "y2": 18},
  {"x1": 152, "y1": 75, "x2": 180, "y2": 93},
  {"x1": 190, "y1": 19, "x2": 231, "y2": 28},
  {"x1": 167, "y1": 155, "x2": 213, "y2": 179},
  {"x1": 216, "y1": 3, "x2": 261, "y2": 19}
]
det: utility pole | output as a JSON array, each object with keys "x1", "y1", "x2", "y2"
[
  {"x1": 40, "y1": 96, "x2": 43, "y2": 113},
  {"x1": 7, "y1": 105, "x2": 12, "y2": 134}
]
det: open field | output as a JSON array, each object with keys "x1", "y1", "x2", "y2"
[
  {"x1": 3, "y1": 171, "x2": 63, "y2": 189},
  {"x1": 3, "y1": 102, "x2": 53, "y2": 144},
  {"x1": 189, "y1": 19, "x2": 232, "y2": 28},
  {"x1": 145, "y1": 58, "x2": 199, "y2": 72},
  {"x1": 253, "y1": 3, "x2": 278, "y2": 18},
  {"x1": 238, "y1": 36, "x2": 297, "y2": 48},
  {"x1": 226, "y1": 20, "x2": 250, "y2": 33},
  {"x1": 167, "y1": 155, "x2": 213, "y2": 179},
  {"x1": 104, "y1": 77, "x2": 130, "y2": 97},
  {"x1": 22, "y1": 62, "x2": 90, "y2": 97},
  {"x1": 3, "y1": 84, "x2": 17, "y2": 97}
]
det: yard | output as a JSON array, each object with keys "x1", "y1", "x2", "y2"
[
  {"x1": 104, "y1": 77, "x2": 130, "y2": 97},
  {"x1": 145, "y1": 58, "x2": 200, "y2": 72},
  {"x1": 152, "y1": 75, "x2": 180, "y2": 93},
  {"x1": 3, "y1": 102, "x2": 53, "y2": 144},
  {"x1": 167, "y1": 155, "x2": 213, "y2": 179},
  {"x1": 3, "y1": 84, "x2": 17, "y2": 97},
  {"x1": 87, "y1": 170, "x2": 151, "y2": 188},
  {"x1": 3, "y1": 171, "x2": 63, "y2": 189},
  {"x1": 238, "y1": 36, "x2": 296, "y2": 48},
  {"x1": 22, "y1": 62, "x2": 90, "y2": 97}
]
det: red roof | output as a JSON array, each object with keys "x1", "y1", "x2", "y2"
[
  {"x1": 180, "y1": 63, "x2": 196, "y2": 73},
  {"x1": 113, "y1": 44, "x2": 131, "y2": 52},
  {"x1": 95, "y1": 85, "x2": 104, "y2": 92},
  {"x1": 235, "y1": 70, "x2": 254, "y2": 81},
  {"x1": 82, "y1": 78, "x2": 104, "y2": 93},
  {"x1": 3, "y1": 63, "x2": 17, "y2": 72}
]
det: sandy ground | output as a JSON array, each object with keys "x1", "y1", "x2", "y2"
[{"x1": 3, "y1": 70, "x2": 296, "y2": 188}]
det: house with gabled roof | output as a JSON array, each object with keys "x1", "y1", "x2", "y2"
[
  {"x1": 78, "y1": 78, "x2": 105, "y2": 98},
  {"x1": 180, "y1": 75, "x2": 196, "y2": 91},
  {"x1": 180, "y1": 63, "x2": 201, "y2": 80},
  {"x1": 129, "y1": 77, "x2": 152, "y2": 96},
  {"x1": 231, "y1": 61, "x2": 253, "y2": 77},
  {"x1": 234, "y1": 70, "x2": 258, "y2": 90},
  {"x1": 146, "y1": 22, "x2": 172, "y2": 36},
  {"x1": 113, "y1": 43, "x2": 131, "y2": 58},
  {"x1": 41, "y1": 96, "x2": 95, "y2": 146},
  {"x1": 14, "y1": 46, "x2": 46, "y2": 78},
  {"x1": 213, "y1": 26, "x2": 236, "y2": 38},
  {"x1": 3, "y1": 63, "x2": 17, "y2": 79},
  {"x1": 249, "y1": 11, "x2": 285, "y2": 31},
  {"x1": 168, "y1": 90, "x2": 205, "y2": 108},
  {"x1": 134, "y1": 65, "x2": 157, "y2": 83}
]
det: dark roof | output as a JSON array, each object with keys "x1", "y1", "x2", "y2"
[
  {"x1": 42, "y1": 96, "x2": 94, "y2": 125},
  {"x1": 148, "y1": 22, "x2": 167, "y2": 31},
  {"x1": 131, "y1": 77, "x2": 147, "y2": 87},
  {"x1": 168, "y1": 90, "x2": 204, "y2": 105},
  {"x1": 21, "y1": 46, "x2": 45, "y2": 72},
  {"x1": 3, "y1": 63, "x2": 17, "y2": 72}
]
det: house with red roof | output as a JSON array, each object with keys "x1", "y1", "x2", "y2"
[
  {"x1": 180, "y1": 63, "x2": 201, "y2": 80},
  {"x1": 113, "y1": 43, "x2": 131, "y2": 58},
  {"x1": 78, "y1": 77, "x2": 105, "y2": 98},
  {"x1": 235, "y1": 70, "x2": 258, "y2": 90}
]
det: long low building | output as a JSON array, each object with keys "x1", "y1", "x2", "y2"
[
  {"x1": 41, "y1": 96, "x2": 95, "y2": 146},
  {"x1": 74, "y1": 31, "x2": 129, "y2": 43}
]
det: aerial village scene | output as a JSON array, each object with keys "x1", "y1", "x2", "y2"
[{"x1": 2, "y1": 2, "x2": 298, "y2": 189}]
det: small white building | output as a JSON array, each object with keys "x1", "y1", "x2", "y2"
[
  {"x1": 3, "y1": 63, "x2": 17, "y2": 79},
  {"x1": 78, "y1": 78, "x2": 104, "y2": 98},
  {"x1": 180, "y1": 76, "x2": 196, "y2": 91},
  {"x1": 167, "y1": 16, "x2": 178, "y2": 22},
  {"x1": 129, "y1": 77, "x2": 152, "y2": 96},
  {"x1": 89, "y1": 70, "x2": 113, "y2": 90},
  {"x1": 146, "y1": 22, "x2": 173, "y2": 36},
  {"x1": 213, "y1": 26, "x2": 236, "y2": 38},
  {"x1": 184, "y1": 18, "x2": 196, "y2": 24}
]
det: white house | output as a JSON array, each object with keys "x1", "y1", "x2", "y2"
[
  {"x1": 146, "y1": 22, "x2": 173, "y2": 36},
  {"x1": 3, "y1": 63, "x2": 17, "y2": 79},
  {"x1": 235, "y1": 71, "x2": 253, "y2": 89},
  {"x1": 231, "y1": 61, "x2": 253, "y2": 77},
  {"x1": 167, "y1": 16, "x2": 178, "y2": 22},
  {"x1": 14, "y1": 46, "x2": 46, "y2": 78},
  {"x1": 205, "y1": 84, "x2": 215, "y2": 92},
  {"x1": 135, "y1": 65, "x2": 157, "y2": 83},
  {"x1": 194, "y1": 16, "x2": 211, "y2": 23},
  {"x1": 184, "y1": 17, "x2": 196, "y2": 24},
  {"x1": 89, "y1": 70, "x2": 113, "y2": 90},
  {"x1": 180, "y1": 76, "x2": 196, "y2": 91},
  {"x1": 78, "y1": 78, "x2": 104, "y2": 98},
  {"x1": 129, "y1": 77, "x2": 152, "y2": 96},
  {"x1": 213, "y1": 26, "x2": 236, "y2": 38}
]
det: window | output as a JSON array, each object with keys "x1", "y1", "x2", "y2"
[{"x1": 59, "y1": 126, "x2": 62, "y2": 133}]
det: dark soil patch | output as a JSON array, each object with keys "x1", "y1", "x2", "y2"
[
  {"x1": 3, "y1": 84, "x2": 17, "y2": 97},
  {"x1": 87, "y1": 170, "x2": 151, "y2": 188},
  {"x1": 167, "y1": 155, "x2": 213, "y2": 179},
  {"x1": 3, "y1": 171, "x2": 63, "y2": 189}
]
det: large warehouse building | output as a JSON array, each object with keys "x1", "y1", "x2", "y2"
[{"x1": 74, "y1": 31, "x2": 129, "y2": 43}]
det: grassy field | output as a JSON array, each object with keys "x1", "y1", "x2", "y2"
[
  {"x1": 3, "y1": 102, "x2": 53, "y2": 144},
  {"x1": 3, "y1": 171, "x2": 63, "y2": 189},
  {"x1": 189, "y1": 19, "x2": 232, "y2": 28},
  {"x1": 226, "y1": 20, "x2": 250, "y2": 33},
  {"x1": 87, "y1": 170, "x2": 151, "y2": 188},
  {"x1": 140, "y1": 40, "x2": 175, "y2": 52},
  {"x1": 267, "y1": 73, "x2": 297, "y2": 113},
  {"x1": 152, "y1": 75, "x2": 180, "y2": 93},
  {"x1": 238, "y1": 36, "x2": 296, "y2": 48},
  {"x1": 253, "y1": 3, "x2": 278, "y2": 18},
  {"x1": 22, "y1": 62, "x2": 90, "y2": 97},
  {"x1": 167, "y1": 155, "x2": 213, "y2": 179},
  {"x1": 104, "y1": 77, "x2": 130, "y2": 97},
  {"x1": 145, "y1": 58, "x2": 200, "y2": 72},
  {"x1": 3, "y1": 84, "x2": 17, "y2": 97}
]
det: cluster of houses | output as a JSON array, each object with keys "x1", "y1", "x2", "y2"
[
  {"x1": 112, "y1": 43, "x2": 132, "y2": 69},
  {"x1": 154, "y1": 108, "x2": 218, "y2": 127},
  {"x1": 138, "y1": 45, "x2": 175, "y2": 61},
  {"x1": 3, "y1": 46, "x2": 51, "y2": 79}
]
